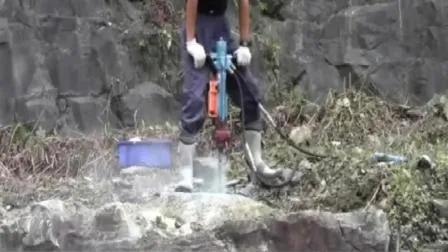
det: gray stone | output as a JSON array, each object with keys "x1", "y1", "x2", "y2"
[
  {"x1": 67, "y1": 96, "x2": 118, "y2": 132},
  {"x1": 14, "y1": 96, "x2": 59, "y2": 131},
  {"x1": 300, "y1": 59, "x2": 344, "y2": 103},
  {"x1": 0, "y1": 195, "x2": 391, "y2": 252},
  {"x1": 289, "y1": 125, "x2": 312, "y2": 145},
  {"x1": 416, "y1": 155, "x2": 436, "y2": 170},
  {"x1": 432, "y1": 198, "x2": 448, "y2": 219},
  {"x1": 219, "y1": 207, "x2": 390, "y2": 252},
  {"x1": 118, "y1": 81, "x2": 180, "y2": 126},
  {"x1": 22, "y1": 199, "x2": 76, "y2": 250}
]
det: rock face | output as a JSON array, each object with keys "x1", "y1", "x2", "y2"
[
  {"x1": 0, "y1": 195, "x2": 391, "y2": 251},
  {"x1": 0, "y1": 0, "x2": 179, "y2": 133},
  {"x1": 1, "y1": 0, "x2": 448, "y2": 131},
  {"x1": 248, "y1": 0, "x2": 448, "y2": 104}
]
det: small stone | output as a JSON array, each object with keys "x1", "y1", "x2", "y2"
[
  {"x1": 376, "y1": 162, "x2": 389, "y2": 168},
  {"x1": 336, "y1": 97, "x2": 351, "y2": 108},
  {"x1": 432, "y1": 199, "x2": 448, "y2": 219},
  {"x1": 155, "y1": 216, "x2": 168, "y2": 229},
  {"x1": 23, "y1": 199, "x2": 69, "y2": 249},
  {"x1": 298, "y1": 159, "x2": 313, "y2": 170},
  {"x1": 377, "y1": 198, "x2": 389, "y2": 211},
  {"x1": 94, "y1": 203, "x2": 126, "y2": 232},
  {"x1": 289, "y1": 125, "x2": 312, "y2": 145},
  {"x1": 416, "y1": 155, "x2": 435, "y2": 170},
  {"x1": 290, "y1": 171, "x2": 304, "y2": 185},
  {"x1": 190, "y1": 222, "x2": 203, "y2": 232},
  {"x1": 301, "y1": 103, "x2": 321, "y2": 118},
  {"x1": 174, "y1": 218, "x2": 184, "y2": 229},
  {"x1": 155, "y1": 216, "x2": 162, "y2": 225},
  {"x1": 331, "y1": 141, "x2": 341, "y2": 147},
  {"x1": 112, "y1": 177, "x2": 133, "y2": 189}
]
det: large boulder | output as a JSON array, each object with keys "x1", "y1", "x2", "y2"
[
  {"x1": 0, "y1": 195, "x2": 391, "y2": 251},
  {"x1": 115, "y1": 81, "x2": 180, "y2": 127}
]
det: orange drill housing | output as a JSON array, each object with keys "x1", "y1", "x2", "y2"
[{"x1": 208, "y1": 77, "x2": 219, "y2": 118}]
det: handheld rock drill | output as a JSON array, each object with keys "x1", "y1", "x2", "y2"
[
  {"x1": 207, "y1": 37, "x2": 236, "y2": 191},
  {"x1": 207, "y1": 37, "x2": 234, "y2": 150}
]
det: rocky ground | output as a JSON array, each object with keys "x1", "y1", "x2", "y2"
[{"x1": 0, "y1": 90, "x2": 448, "y2": 251}]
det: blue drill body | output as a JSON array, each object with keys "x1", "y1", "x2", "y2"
[{"x1": 210, "y1": 37, "x2": 235, "y2": 123}]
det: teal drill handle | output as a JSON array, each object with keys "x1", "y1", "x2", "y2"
[{"x1": 209, "y1": 37, "x2": 236, "y2": 123}]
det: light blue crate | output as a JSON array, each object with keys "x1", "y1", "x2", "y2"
[{"x1": 117, "y1": 139, "x2": 173, "y2": 169}]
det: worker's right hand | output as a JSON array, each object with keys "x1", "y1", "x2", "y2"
[{"x1": 186, "y1": 39, "x2": 206, "y2": 68}]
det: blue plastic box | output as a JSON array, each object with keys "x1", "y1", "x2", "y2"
[{"x1": 117, "y1": 139, "x2": 173, "y2": 169}]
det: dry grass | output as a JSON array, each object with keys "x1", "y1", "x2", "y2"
[
  {"x1": 0, "y1": 121, "x2": 179, "y2": 206},
  {"x1": 0, "y1": 125, "x2": 111, "y2": 178}
]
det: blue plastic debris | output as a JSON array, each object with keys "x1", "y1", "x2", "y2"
[
  {"x1": 372, "y1": 152, "x2": 407, "y2": 165},
  {"x1": 117, "y1": 139, "x2": 173, "y2": 169}
]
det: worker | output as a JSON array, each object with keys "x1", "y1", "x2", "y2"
[{"x1": 175, "y1": 0, "x2": 282, "y2": 192}]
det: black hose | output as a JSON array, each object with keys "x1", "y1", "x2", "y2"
[{"x1": 231, "y1": 70, "x2": 330, "y2": 160}]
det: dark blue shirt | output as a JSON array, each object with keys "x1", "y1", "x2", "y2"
[{"x1": 186, "y1": 0, "x2": 228, "y2": 16}]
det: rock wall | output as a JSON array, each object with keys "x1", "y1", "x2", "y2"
[
  {"x1": 0, "y1": 0, "x2": 447, "y2": 133},
  {"x1": 171, "y1": 0, "x2": 448, "y2": 106},
  {"x1": 0, "y1": 0, "x2": 180, "y2": 133},
  {"x1": 248, "y1": 0, "x2": 448, "y2": 104}
]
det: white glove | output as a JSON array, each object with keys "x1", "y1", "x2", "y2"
[
  {"x1": 234, "y1": 46, "x2": 252, "y2": 66},
  {"x1": 186, "y1": 39, "x2": 206, "y2": 68}
]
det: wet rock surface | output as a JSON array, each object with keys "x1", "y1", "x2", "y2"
[{"x1": 0, "y1": 173, "x2": 391, "y2": 252}]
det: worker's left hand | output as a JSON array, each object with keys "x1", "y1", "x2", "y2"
[{"x1": 234, "y1": 46, "x2": 252, "y2": 66}]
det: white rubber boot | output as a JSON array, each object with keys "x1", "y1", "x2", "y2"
[
  {"x1": 244, "y1": 130, "x2": 282, "y2": 179},
  {"x1": 174, "y1": 141, "x2": 195, "y2": 192}
]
